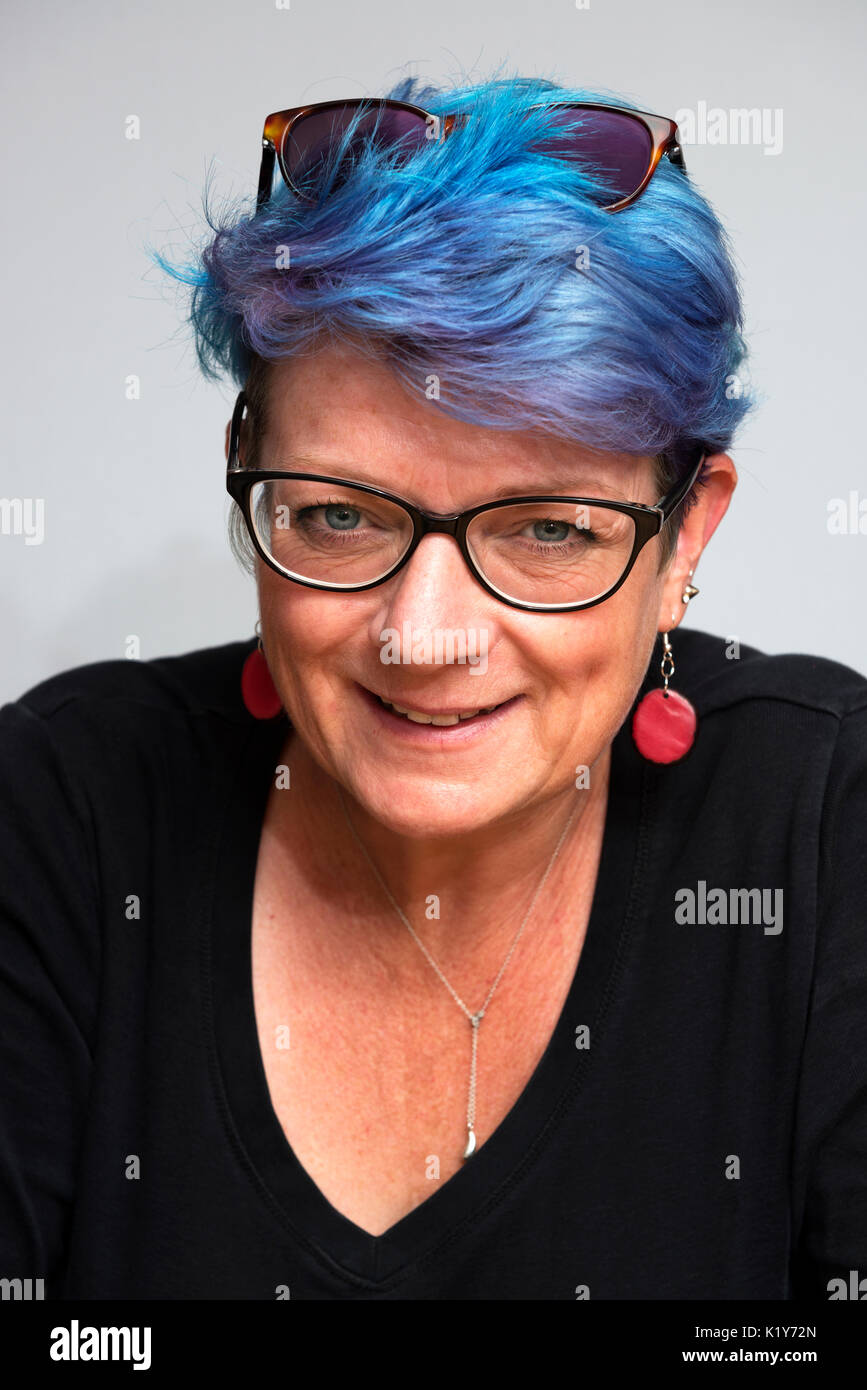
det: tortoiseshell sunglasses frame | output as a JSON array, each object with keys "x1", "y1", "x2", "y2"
[{"x1": 255, "y1": 98, "x2": 686, "y2": 213}]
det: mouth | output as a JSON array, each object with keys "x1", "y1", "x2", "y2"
[{"x1": 356, "y1": 683, "x2": 524, "y2": 740}]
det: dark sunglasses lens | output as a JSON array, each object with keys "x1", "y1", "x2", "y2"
[
  {"x1": 531, "y1": 108, "x2": 653, "y2": 204},
  {"x1": 283, "y1": 103, "x2": 430, "y2": 194}
]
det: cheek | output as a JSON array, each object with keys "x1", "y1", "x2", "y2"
[
  {"x1": 258, "y1": 568, "x2": 348, "y2": 660},
  {"x1": 530, "y1": 583, "x2": 661, "y2": 736},
  {"x1": 596, "y1": 560, "x2": 668, "y2": 707}
]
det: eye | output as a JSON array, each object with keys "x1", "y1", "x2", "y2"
[
  {"x1": 523, "y1": 518, "x2": 597, "y2": 547},
  {"x1": 297, "y1": 499, "x2": 367, "y2": 532}
]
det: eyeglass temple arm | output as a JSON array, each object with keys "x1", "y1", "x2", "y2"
[
  {"x1": 666, "y1": 134, "x2": 686, "y2": 171},
  {"x1": 658, "y1": 450, "x2": 706, "y2": 519},
  {"x1": 256, "y1": 143, "x2": 276, "y2": 211},
  {"x1": 227, "y1": 391, "x2": 247, "y2": 467}
]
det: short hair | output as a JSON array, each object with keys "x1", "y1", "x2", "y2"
[{"x1": 154, "y1": 69, "x2": 755, "y2": 573}]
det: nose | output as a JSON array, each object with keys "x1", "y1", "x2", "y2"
[{"x1": 366, "y1": 532, "x2": 493, "y2": 663}]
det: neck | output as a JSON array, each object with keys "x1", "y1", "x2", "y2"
[{"x1": 267, "y1": 733, "x2": 612, "y2": 963}]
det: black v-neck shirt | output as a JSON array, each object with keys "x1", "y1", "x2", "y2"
[{"x1": 1, "y1": 628, "x2": 866, "y2": 1301}]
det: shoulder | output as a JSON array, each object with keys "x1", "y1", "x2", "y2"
[
  {"x1": 633, "y1": 629, "x2": 867, "y2": 832},
  {"x1": 4, "y1": 637, "x2": 259, "y2": 732},
  {"x1": 671, "y1": 628, "x2": 867, "y2": 723},
  {"x1": 0, "y1": 638, "x2": 264, "y2": 818}
]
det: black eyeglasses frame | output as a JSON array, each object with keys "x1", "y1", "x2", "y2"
[{"x1": 225, "y1": 390, "x2": 706, "y2": 613}]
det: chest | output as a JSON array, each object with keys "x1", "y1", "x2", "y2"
[{"x1": 250, "y1": 853, "x2": 598, "y2": 1238}]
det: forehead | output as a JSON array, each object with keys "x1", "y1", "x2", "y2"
[{"x1": 258, "y1": 343, "x2": 657, "y2": 504}]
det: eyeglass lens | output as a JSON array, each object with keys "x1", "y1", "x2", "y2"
[
  {"x1": 248, "y1": 478, "x2": 638, "y2": 606},
  {"x1": 281, "y1": 103, "x2": 654, "y2": 205}
]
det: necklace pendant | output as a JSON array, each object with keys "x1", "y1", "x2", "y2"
[{"x1": 462, "y1": 1128, "x2": 477, "y2": 1160}]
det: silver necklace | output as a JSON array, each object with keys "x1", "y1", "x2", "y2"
[{"x1": 335, "y1": 784, "x2": 581, "y2": 1161}]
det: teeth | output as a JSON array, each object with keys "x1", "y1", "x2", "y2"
[{"x1": 380, "y1": 697, "x2": 499, "y2": 725}]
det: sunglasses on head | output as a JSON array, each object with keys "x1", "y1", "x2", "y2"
[{"x1": 255, "y1": 98, "x2": 687, "y2": 213}]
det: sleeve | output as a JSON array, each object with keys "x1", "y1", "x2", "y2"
[
  {"x1": 0, "y1": 698, "x2": 102, "y2": 1297},
  {"x1": 790, "y1": 700, "x2": 867, "y2": 1299}
]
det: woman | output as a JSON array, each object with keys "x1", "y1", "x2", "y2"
[{"x1": 1, "y1": 74, "x2": 865, "y2": 1302}]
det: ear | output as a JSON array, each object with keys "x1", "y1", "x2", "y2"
[{"x1": 657, "y1": 452, "x2": 738, "y2": 633}]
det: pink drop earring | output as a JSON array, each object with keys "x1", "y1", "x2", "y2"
[
  {"x1": 631, "y1": 571, "x2": 700, "y2": 764},
  {"x1": 241, "y1": 620, "x2": 283, "y2": 720}
]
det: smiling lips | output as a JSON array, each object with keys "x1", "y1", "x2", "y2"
[{"x1": 374, "y1": 693, "x2": 506, "y2": 726}]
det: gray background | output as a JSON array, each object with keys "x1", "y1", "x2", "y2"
[{"x1": 2, "y1": 0, "x2": 865, "y2": 703}]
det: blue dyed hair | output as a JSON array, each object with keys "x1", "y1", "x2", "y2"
[{"x1": 153, "y1": 69, "x2": 755, "y2": 568}]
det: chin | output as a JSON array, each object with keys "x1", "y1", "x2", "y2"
[{"x1": 344, "y1": 766, "x2": 515, "y2": 839}]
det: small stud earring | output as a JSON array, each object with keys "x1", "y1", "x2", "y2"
[{"x1": 682, "y1": 567, "x2": 700, "y2": 604}]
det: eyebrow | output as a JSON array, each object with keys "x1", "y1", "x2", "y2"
[{"x1": 269, "y1": 455, "x2": 636, "y2": 504}]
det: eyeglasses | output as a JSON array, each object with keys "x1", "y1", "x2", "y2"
[
  {"x1": 255, "y1": 98, "x2": 686, "y2": 213},
  {"x1": 226, "y1": 391, "x2": 705, "y2": 613}
]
